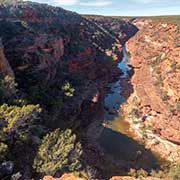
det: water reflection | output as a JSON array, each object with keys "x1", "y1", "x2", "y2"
[{"x1": 99, "y1": 45, "x2": 160, "y2": 172}]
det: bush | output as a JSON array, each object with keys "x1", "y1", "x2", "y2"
[
  {"x1": 150, "y1": 170, "x2": 165, "y2": 178},
  {"x1": 171, "y1": 62, "x2": 177, "y2": 72},
  {"x1": 176, "y1": 101, "x2": 180, "y2": 112},
  {"x1": 150, "y1": 164, "x2": 180, "y2": 180},
  {"x1": 154, "y1": 75, "x2": 164, "y2": 86},
  {"x1": 62, "y1": 82, "x2": 75, "y2": 97},
  {"x1": 33, "y1": 129, "x2": 82, "y2": 176},
  {"x1": 128, "y1": 168, "x2": 148, "y2": 178},
  {"x1": 168, "y1": 163, "x2": 180, "y2": 180},
  {"x1": 0, "y1": 75, "x2": 17, "y2": 103},
  {"x1": 161, "y1": 91, "x2": 169, "y2": 101},
  {"x1": 0, "y1": 104, "x2": 41, "y2": 132},
  {"x1": 129, "y1": 108, "x2": 141, "y2": 119},
  {"x1": 0, "y1": 142, "x2": 8, "y2": 162}
]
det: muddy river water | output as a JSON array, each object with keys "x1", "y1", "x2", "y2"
[{"x1": 98, "y1": 46, "x2": 163, "y2": 172}]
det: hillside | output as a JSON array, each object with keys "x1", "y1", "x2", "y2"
[
  {"x1": 0, "y1": 1, "x2": 179, "y2": 180},
  {"x1": 0, "y1": 0, "x2": 138, "y2": 179}
]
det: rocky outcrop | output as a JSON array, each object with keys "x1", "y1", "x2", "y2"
[
  {"x1": 0, "y1": 1, "x2": 138, "y2": 86},
  {"x1": 43, "y1": 174, "x2": 171, "y2": 180},
  {"x1": 43, "y1": 174, "x2": 86, "y2": 180},
  {"x1": 0, "y1": 0, "x2": 138, "y2": 128},
  {"x1": 124, "y1": 19, "x2": 180, "y2": 163},
  {"x1": 0, "y1": 1, "x2": 139, "y2": 179},
  {"x1": 110, "y1": 177, "x2": 171, "y2": 180},
  {"x1": 0, "y1": 38, "x2": 14, "y2": 77}
]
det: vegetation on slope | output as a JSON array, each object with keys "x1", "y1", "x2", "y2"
[
  {"x1": 33, "y1": 129, "x2": 82, "y2": 176},
  {"x1": 1, "y1": 1, "x2": 179, "y2": 180}
]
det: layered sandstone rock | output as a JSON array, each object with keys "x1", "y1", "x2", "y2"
[
  {"x1": 43, "y1": 174, "x2": 86, "y2": 180},
  {"x1": 124, "y1": 19, "x2": 180, "y2": 162},
  {"x1": 43, "y1": 174, "x2": 171, "y2": 180},
  {"x1": 0, "y1": 0, "x2": 138, "y2": 129},
  {"x1": 110, "y1": 177, "x2": 170, "y2": 180},
  {"x1": 0, "y1": 1, "x2": 138, "y2": 85},
  {"x1": 0, "y1": 1, "x2": 139, "y2": 179}
]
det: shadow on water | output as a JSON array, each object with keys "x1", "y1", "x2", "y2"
[
  {"x1": 99, "y1": 127, "x2": 160, "y2": 171},
  {"x1": 96, "y1": 45, "x2": 161, "y2": 179}
]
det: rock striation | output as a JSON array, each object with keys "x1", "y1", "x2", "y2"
[
  {"x1": 124, "y1": 19, "x2": 180, "y2": 163},
  {"x1": 43, "y1": 174, "x2": 171, "y2": 180},
  {"x1": 0, "y1": 1, "x2": 138, "y2": 84},
  {"x1": 0, "y1": 0, "x2": 138, "y2": 128},
  {"x1": 0, "y1": 1, "x2": 138, "y2": 179}
]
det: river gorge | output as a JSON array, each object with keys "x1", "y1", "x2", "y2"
[
  {"x1": 86, "y1": 45, "x2": 170, "y2": 179},
  {"x1": 0, "y1": 1, "x2": 180, "y2": 179}
]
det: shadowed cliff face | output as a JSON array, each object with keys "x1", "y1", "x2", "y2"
[
  {"x1": 0, "y1": 0, "x2": 138, "y2": 129},
  {"x1": 0, "y1": 38, "x2": 14, "y2": 77},
  {"x1": 43, "y1": 173, "x2": 171, "y2": 180},
  {"x1": 125, "y1": 19, "x2": 180, "y2": 163},
  {"x1": 0, "y1": 1, "x2": 140, "y2": 179},
  {"x1": 0, "y1": 1, "x2": 138, "y2": 87}
]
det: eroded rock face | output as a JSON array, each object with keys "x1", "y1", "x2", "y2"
[
  {"x1": 0, "y1": 1, "x2": 139, "y2": 179},
  {"x1": 110, "y1": 177, "x2": 170, "y2": 180},
  {"x1": 0, "y1": 0, "x2": 138, "y2": 129},
  {"x1": 0, "y1": 1, "x2": 138, "y2": 87},
  {"x1": 43, "y1": 174, "x2": 86, "y2": 180},
  {"x1": 0, "y1": 39, "x2": 14, "y2": 77},
  {"x1": 43, "y1": 174, "x2": 171, "y2": 180},
  {"x1": 124, "y1": 19, "x2": 180, "y2": 162}
]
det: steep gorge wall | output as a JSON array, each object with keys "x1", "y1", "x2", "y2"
[
  {"x1": 0, "y1": 1, "x2": 138, "y2": 128},
  {"x1": 0, "y1": 1, "x2": 140, "y2": 179},
  {"x1": 43, "y1": 173, "x2": 171, "y2": 180},
  {"x1": 125, "y1": 19, "x2": 180, "y2": 163},
  {"x1": 0, "y1": 38, "x2": 14, "y2": 77},
  {"x1": 0, "y1": 1, "x2": 138, "y2": 84}
]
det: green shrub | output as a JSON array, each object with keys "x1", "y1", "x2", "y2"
[
  {"x1": 171, "y1": 62, "x2": 177, "y2": 72},
  {"x1": 150, "y1": 170, "x2": 165, "y2": 178},
  {"x1": 150, "y1": 54, "x2": 165, "y2": 68},
  {"x1": 62, "y1": 82, "x2": 75, "y2": 97},
  {"x1": 176, "y1": 101, "x2": 180, "y2": 112},
  {"x1": 129, "y1": 108, "x2": 141, "y2": 119},
  {"x1": 0, "y1": 142, "x2": 8, "y2": 162},
  {"x1": 136, "y1": 168, "x2": 148, "y2": 178},
  {"x1": 128, "y1": 168, "x2": 137, "y2": 177},
  {"x1": 33, "y1": 129, "x2": 82, "y2": 176},
  {"x1": 153, "y1": 66, "x2": 161, "y2": 74},
  {"x1": 151, "y1": 164, "x2": 180, "y2": 180},
  {"x1": 0, "y1": 104, "x2": 41, "y2": 132},
  {"x1": 176, "y1": 64, "x2": 180, "y2": 70},
  {"x1": 128, "y1": 168, "x2": 148, "y2": 178},
  {"x1": 0, "y1": 75, "x2": 17, "y2": 103},
  {"x1": 154, "y1": 75, "x2": 164, "y2": 86},
  {"x1": 168, "y1": 163, "x2": 180, "y2": 180},
  {"x1": 161, "y1": 91, "x2": 169, "y2": 101}
]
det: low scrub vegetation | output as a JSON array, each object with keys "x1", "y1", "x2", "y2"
[
  {"x1": 151, "y1": 163, "x2": 180, "y2": 180},
  {"x1": 0, "y1": 75, "x2": 82, "y2": 179},
  {"x1": 33, "y1": 129, "x2": 82, "y2": 176}
]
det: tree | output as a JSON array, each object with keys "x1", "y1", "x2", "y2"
[
  {"x1": 0, "y1": 142, "x2": 8, "y2": 162},
  {"x1": 0, "y1": 104, "x2": 41, "y2": 132},
  {"x1": 33, "y1": 129, "x2": 82, "y2": 176},
  {"x1": 0, "y1": 75, "x2": 17, "y2": 103},
  {"x1": 62, "y1": 82, "x2": 75, "y2": 97}
]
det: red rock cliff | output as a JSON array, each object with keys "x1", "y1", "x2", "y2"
[
  {"x1": 0, "y1": 39, "x2": 14, "y2": 77},
  {"x1": 124, "y1": 19, "x2": 180, "y2": 163}
]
